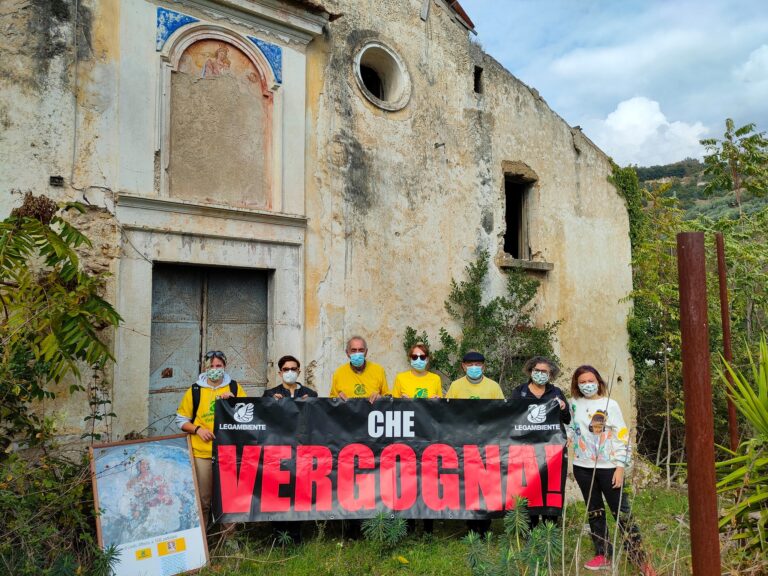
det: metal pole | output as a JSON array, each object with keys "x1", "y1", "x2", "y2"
[
  {"x1": 716, "y1": 232, "x2": 739, "y2": 452},
  {"x1": 677, "y1": 232, "x2": 721, "y2": 574}
]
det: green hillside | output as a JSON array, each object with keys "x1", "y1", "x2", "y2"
[{"x1": 634, "y1": 158, "x2": 768, "y2": 220}]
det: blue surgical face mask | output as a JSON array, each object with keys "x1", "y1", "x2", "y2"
[
  {"x1": 410, "y1": 358, "x2": 427, "y2": 371},
  {"x1": 466, "y1": 365, "x2": 483, "y2": 380},
  {"x1": 349, "y1": 352, "x2": 366, "y2": 368},
  {"x1": 578, "y1": 382, "x2": 599, "y2": 397},
  {"x1": 207, "y1": 367, "x2": 225, "y2": 381}
]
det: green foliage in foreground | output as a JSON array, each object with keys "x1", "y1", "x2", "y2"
[
  {"x1": 197, "y1": 487, "x2": 694, "y2": 576},
  {"x1": 0, "y1": 193, "x2": 122, "y2": 574},
  {"x1": 0, "y1": 192, "x2": 121, "y2": 454},
  {"x1": 0, "y1": 449, "x2": 119, "y2": 576},
  {"x1": 717, "y1": 336, "x2": 768, "y2": 558},
  {"x1": 403, "y1": 251, "x2": 560, "y2": 396},
  {"x1": 464, "y1": 498, "x2": 561, "y2": 576}
]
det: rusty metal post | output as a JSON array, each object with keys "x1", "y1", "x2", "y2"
[
  {"x1": 677, "y1": 232, "x2": 721, "y2": 573},
  {"x1": 716, "y1": 232, "x2": 740, "y2": 452}
]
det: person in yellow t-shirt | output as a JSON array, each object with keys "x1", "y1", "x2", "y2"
[
  {"x1": 446, "y1": 350, "x2": 504, "y2": 400},
  {"x1": 392, "y1": 343, "x2": 443, "y2": 399},
  {"x1": 446, "y1": 350, "x2": 503, "y2": 537},
  {"x1": 330, "y1": 336, "x2": 389, "y2": 402},
  {"x1": 393, "y1": 342, "x2": 442, "y2": 535},
  {"x1": 176, "y1": 350, "x2": 246, "y2": 526}
]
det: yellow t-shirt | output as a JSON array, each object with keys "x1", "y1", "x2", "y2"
[
  {"x1": 330, "y1": 361, "x2": 389, "y2": 398},
  {"x1": 392, "y1": 370, "x2": 443, "y2": 398},
  {"x1": 177, "y1": 380, "x2": 246, "y2": 458},
  {"x1": 446, "y1": 376, "x2": 505, "y2": 400}
]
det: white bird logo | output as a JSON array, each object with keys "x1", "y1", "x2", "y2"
[
  {"x1": 527, "y1": 404, "x2": 547, "y2": 424},
  {"x1": 233, "y1": 403, "x2": 254, "y2": 423}
]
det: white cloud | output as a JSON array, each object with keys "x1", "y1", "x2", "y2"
[
  {"x1": 583, "y1": 97, "x2": 707, "y2": 166},
  {"x1": 734, "y1": 44, "x2": 768, "y2": 84}
]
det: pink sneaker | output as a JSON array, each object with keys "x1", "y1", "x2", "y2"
[{"x1": 584, "y1": 555, "x2": 611, "y2": 571}]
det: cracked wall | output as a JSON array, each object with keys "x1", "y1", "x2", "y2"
[{"x1": 303, "y1": 0, "x2": 634, "y2": 418}]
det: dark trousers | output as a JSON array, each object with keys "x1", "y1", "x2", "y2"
[
  {"x1": 406, "y1": 519, "x2": 434, "y2": 534},
  {"x1": 572, "y1": 465, "x2": 645, "y2": 565},
  {"x1": 466, "y1": 519, "x2": 492, "y2": 536}
]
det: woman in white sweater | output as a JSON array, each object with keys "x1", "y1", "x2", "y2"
[{"x1": 568, "y1": 365, "x2": 656, "y2": 575}]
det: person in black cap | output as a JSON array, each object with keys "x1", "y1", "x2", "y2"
[
  {"x1": 445, "y1": 351, "x2": 504, "y2": 400},
  {"x1": 446, "y1": 351, "x2": 504, "y2": 536}
]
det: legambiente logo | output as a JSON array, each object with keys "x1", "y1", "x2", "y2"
[
  {"x1": 220, "y1": 403, "x2": 266, "y2": 431},
  {"x1": 234, "y1": 403, "x2": 254, "y2": 423},
  {"x1": 527, "y1": 404, "x2": 547, "y2": 424},
  {"x1": 513, "y1": 404, "x2": 559, "y2": 432}
]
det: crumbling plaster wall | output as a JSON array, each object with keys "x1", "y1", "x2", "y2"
[
  {"x1": 305, "y1": 0, "x2": 634, "y2": 416},
  {"x1": 1, "y1": 0, "x2": 123, "y2": 441}
]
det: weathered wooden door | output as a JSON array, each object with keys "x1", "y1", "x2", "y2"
[{"x1": 148, "y1": 264, "x2": 268, "y2": 436}]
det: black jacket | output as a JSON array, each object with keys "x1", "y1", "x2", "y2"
[
  {"x1": 262, "y1": 383, "x2": 318, "y2": 399},
  {"x1": 510, "y1": 382, "x2": 571, "y2": 425}
]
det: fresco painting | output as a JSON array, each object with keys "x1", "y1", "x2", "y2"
[{"x1": 90, "y1": 435, "x2": 208, "y2": 576}]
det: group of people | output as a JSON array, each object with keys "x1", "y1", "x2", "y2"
[{"x1": 175, "y1": 336, "x2": 656, "y2": 575}]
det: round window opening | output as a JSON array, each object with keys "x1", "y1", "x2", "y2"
[{"x1": 354, "y1": 42, "x2": 411, "y2": 111}]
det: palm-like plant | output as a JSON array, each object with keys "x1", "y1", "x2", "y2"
[
  {"x1": 716, "y1": 336, "x2": 768, "y2": 553},
  {"x1": 464, "y1": 498, "x2": 562, "y2": 576}
]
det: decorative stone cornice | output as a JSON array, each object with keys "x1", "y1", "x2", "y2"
[
  {"x1": 163, "y1": 0, "x2": 327, "y2": 45},
  {"x1": 116, "y1": 194, "x2": 308, "y2": 228}
]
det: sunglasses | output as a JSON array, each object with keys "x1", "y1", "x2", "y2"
[
  {"x1": 205, "y1": 350, "x2": 227, "y2": 363},
  {"x1": 410, "y1": 354, "x2": 428, "y2": 361}
]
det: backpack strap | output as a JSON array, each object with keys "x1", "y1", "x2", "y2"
[
  {"x1": 191, "y1": 383, "x2": 201, "y2": 423},
  {"x1": 191, "y1": 380, "x2": 239, "y2": 423}
]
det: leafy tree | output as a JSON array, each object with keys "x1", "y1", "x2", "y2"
[
  {"x1": 0, "y1": 192, "x2": 121, "y2": 452},
  {"x1": 0, "y1": 192, "x2": 122, "y2": 574},
  {"x1": 701, "y1": 118, "x2": 768, "y2": 212},
  {"x1": 620, "y1": 150, "x2": 768, "y2": 478},
  {"x1": 404, "y1": 251, "x2": 559, "y2": 395}
]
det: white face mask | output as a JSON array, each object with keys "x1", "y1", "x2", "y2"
[
  {"x1": 282, "y1": 370, "x2": 298, "y2": 384},
  {"x1": 578, "y1": 382, "x2": 599, "y2": 397}
]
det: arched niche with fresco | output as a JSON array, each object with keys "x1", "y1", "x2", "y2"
[{"x1": 162, "y1": 29, "x2": 276, "y2": 210}]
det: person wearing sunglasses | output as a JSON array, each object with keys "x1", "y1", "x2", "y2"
[
  {"x1": 330, "y1": 335, "x2": 389, "y2": 403},
  {"x1": 263, "y1": 355, "x2": 318, "y2": 400},
  {"x1": 392, "y1": 342, "x2": 442, "y2": 535},
  {"x1": 392, "y1": 343, "x2": 443, "y2": 400},
  {"x1": 176, "y1": 350, "x2": 245, "y2": 530}
]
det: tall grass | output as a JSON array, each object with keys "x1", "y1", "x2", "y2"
[{"x1": 200, "y1": 482, "x2": 692, "y2": 576}]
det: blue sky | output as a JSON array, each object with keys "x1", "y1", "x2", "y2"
[{"x1": 460, "y1": 0, "x2": 768, "y2": 166}]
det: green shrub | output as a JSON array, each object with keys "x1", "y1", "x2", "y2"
[
  {"x1": 0, "y1": 449, "x2": 118, "y2": 575},
  {"x1": 404, "y1": 251, "x2": 559, "y2": 395}
]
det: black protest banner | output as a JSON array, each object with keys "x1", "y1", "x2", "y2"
[{"x1": 211, "y1": 398, "x2": 566, "y2": 522}]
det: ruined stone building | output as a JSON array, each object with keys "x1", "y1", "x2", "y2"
[{"x1": 0, "y1": 0, "x2": 634, "y2": 439}]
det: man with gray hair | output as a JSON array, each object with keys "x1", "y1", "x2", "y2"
[{"x1": 329, "y1": 335, "x2": 389, "y2": 402}]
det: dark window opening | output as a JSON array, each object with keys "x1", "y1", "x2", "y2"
[
  {"x1": 473, "y1": 66, "x2": 483, "y2": 94},
  {"x1": 504, "y1": 175, "x2": 533, "y2": 259},
  {"x1": 360, "y1": 65, "x2": 383, "y2": 100}
]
